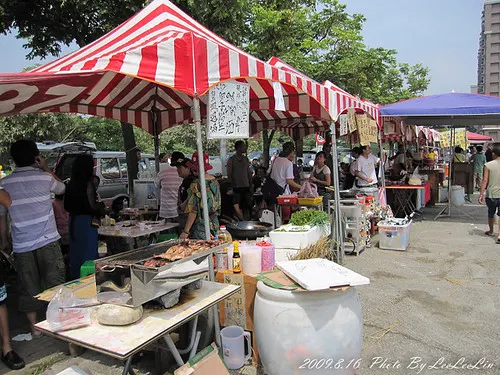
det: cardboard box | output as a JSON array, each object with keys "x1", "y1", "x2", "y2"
[
  {"x1": 215, "y1": 271, "x2": 259, "y2": 364},
  {"x1": 255, "y1": 269, "x2": 349, "y2": 293},
  {"x1": 36, "y1": 275, "x2": 97, "y2": 302},
  {"x1": 173, "y1": 343, "x2": 229, "y2": 375}
]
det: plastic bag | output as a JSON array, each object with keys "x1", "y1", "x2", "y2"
[
  {"x1": 299, "y1": 180, "x2": 319, "y2": 198},
  {"x1": 408, "y1": 167, "x2": 423, "y2": 186},
  {"x1": 47, "y1": 287, "x2": 92, "y2": 332}
]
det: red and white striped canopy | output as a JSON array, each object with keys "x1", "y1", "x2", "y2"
[
  {"x1": 322, "y1": 80, "x2": 380, "y2": 126},
  {"x1": 267, "y1": 57, "x2": 385, "y2": 138},
  {"x1": 0, "y1": 0, "x2": 336, "y2": 135}
]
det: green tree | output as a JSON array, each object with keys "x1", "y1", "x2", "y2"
[
  {"x1": 1, "y1": 0, "x2": 430, "y2": 166},
  {"x1": 246, "y1": 0, "x2": 430, "y2": 104},
  {"x1": 1, "y1": 0, "x2": 252, "y2": 184}
]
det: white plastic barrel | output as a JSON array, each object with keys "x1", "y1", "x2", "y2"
[
  {"x1": 254, "y1": 281, "x2": 363, "y2": 375},
  {"x1": 450, "y1": 185, "x2": 465, "y2": 206}
]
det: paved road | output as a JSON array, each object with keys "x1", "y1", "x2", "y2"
[{"x1": 2, "y1": 200, "x2": 498, "y2": 375}]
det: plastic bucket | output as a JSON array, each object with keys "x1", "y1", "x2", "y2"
[
  {"x1": 220, "y1": 326, "x2": 251, "y2": 369},
  {"x1": 450, "y1": 186, "x2": 465, "y2": 206}
]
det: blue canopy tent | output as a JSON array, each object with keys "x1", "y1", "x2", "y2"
[
  {"x1": 380, "y1": 92, "x2": 500, "y2": 219},
  {"x1": 380, "y1": 93, "x2": 500, "y2": 126}
]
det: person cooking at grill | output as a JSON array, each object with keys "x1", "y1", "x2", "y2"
[
  {"x1": 355, "y1": 145, "x2": 380, "y2": 188},
  {"x1": 389, "y1": 149, "x2": 408, "y2": 180},
  {"x1": 227, "y1": 141, "x2": 253, "y2": 221},
  {"x1": 180, "y1": 153, "x2": 221, "y2": 240}
]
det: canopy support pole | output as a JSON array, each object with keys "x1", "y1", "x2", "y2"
[
  {"x1": 193, "y1": 95, "x2": 222, "y2": 348},
  {"x1": 435, "y1": 125, "x2": 454, "y2": 220},
  {"x1": 378, "y1": 127, "x2": 387, "y2": 203},
  {"x1": 151, "y1": 110, "x2": 161, "y2": 211},
  {"x1": 330, "y1": 122, "x2": 344, "y2": 264},
  {"x1": 193, "y1": 96, "x2": 211, "y2": 240},
  {"x1": 152, "y1": 111, "x2": 160, "y2": 174}
]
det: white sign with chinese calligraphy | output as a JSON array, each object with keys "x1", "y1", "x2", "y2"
[
  {"x1": 356, "y1": 113, "x2": 371, "y2": 146},
  {"x1": 208, "y1": 81, "x2": 250, "y2": 139},
  {"x1": 347, "y1": 108, "x2": 357, "y2": 133},
  {"x1": 339, "y1": 114, "x2": 349, "y2": 136},
  {"x1": 369, "y1": 119, "x2": 379, "y2": 144}
]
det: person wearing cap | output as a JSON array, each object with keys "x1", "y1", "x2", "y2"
[
  {"x1": 159, "y1": 151, "x2": 183, "y2": 222},
  {"x1": 227, "y1": 140, "x2": 253, "y2": 221},
  {"x1": 180, "y1": 152, "x2": 221, "y2": 240},
  {"x1": 173, "y1": 157, "x2": 195, "y2": 231}
]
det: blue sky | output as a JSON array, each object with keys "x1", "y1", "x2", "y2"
[{"x1": 0, "y1": 0, "x2": 484, "y2": 95}]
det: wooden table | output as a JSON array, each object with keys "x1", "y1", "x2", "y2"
[{"x1": 35, "y1": 280, "x2": 239, "y2": 375}]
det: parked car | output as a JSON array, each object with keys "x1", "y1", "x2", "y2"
[{"x1": 39, "y1": 143, "x2": 155, "y2": 210}]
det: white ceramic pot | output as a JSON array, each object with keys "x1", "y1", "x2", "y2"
[{"x1": 254, "y1": 281, "x2": 363, "y2": 375}]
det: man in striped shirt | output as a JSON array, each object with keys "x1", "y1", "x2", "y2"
[
  {"x1": 0, "y1": 140, "x2": 66, "y2": 337},
  {"x1": 158, "y1": 151, "x2": 183, "y2": 222}
]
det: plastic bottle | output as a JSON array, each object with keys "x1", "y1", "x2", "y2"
[
  {"x1": 217, "y1": 225, "x2": 233, "y2": 243},
  {"x1": 257, "y1": 237, "x2": 275, "y2": 271},
  {"x1": 232, "y1": 241, "x2": 241, "y2": 273}
]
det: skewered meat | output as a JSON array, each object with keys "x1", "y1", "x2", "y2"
[
  {"x1": 143, "y1": 259, "x2": 169, "y2": 267},
  {"x1": 151, "y1": 240, "x2": 224, "y2": 262}
]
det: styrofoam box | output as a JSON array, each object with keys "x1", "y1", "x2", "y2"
[
  {"x1": 378, "y1": 221, "x2": 411, "y2": 251},
  {"x1": 269, "y1": 225, "x2": 331, "y2": 250}
]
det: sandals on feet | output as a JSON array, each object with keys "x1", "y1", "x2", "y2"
[
  {"x1": 485, "y1": 231, "x2": 495, "y2": 236},
  {"x1": 496, "y1": 238, "x2": 500, "y2": 244}
]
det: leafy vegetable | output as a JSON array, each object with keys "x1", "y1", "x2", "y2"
[{"x1": 289, "y1": 210, "x2": 330, "y2": 227}]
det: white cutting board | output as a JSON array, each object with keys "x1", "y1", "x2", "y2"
[{"x1": 276, "y1": 258, "x2": 370, "y2": 291}]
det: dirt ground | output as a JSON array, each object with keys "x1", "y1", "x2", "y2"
[{"x1": 1, "y1": 198, "x2": 498, "y2": 375}]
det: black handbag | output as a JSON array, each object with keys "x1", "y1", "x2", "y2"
[{"x1": 261, "y1": 162, "x2": 285, "y2": 202}]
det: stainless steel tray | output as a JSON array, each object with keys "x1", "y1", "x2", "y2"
[{"x1": 95, "y1": 240, "x2": 229, "y2": 307}]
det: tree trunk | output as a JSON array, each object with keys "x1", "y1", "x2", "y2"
[
  {"x1": 121, "y1": 122, "x2": 139, "y2": 195},
  {"x1": 295, "y1": 136, "x2": 304, "y2": 157},
  {"x1": 262, "y1": 129, "x2": 276, "y2": 168}
]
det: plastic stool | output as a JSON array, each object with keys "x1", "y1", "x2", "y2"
[{"x1": 80, "y1": 260, "x2": 95, "y2": 278}]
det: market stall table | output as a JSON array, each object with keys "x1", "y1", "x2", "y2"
[
  {"x1": 99, "y1": 221, "x2": 178, "y2": 250},
  {"x1": 99, "y1": 221, "x2": 177, "y2": 238},
  {"x1": 119, "y1": 208, "x2": 160, "y2": 219},
  {"x1": 386, "y1": 182, "x2": 431, "y2": 218},
  {"x1": 35, "y1": 279, "x2": 240, "y2": 375}
]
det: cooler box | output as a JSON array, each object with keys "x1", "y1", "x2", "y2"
[
  {"x1": 277, "y1": 196, "x2": 298, "y2": 205},
  {"x1": 269, "y1": 225, "x2": 330, "y2": 250},
  {"x1": 378, "y1": 221, "x2": 411, "y2": 251}
]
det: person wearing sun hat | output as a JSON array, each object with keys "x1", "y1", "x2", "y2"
[{"x1": 180, "y1": 152, "x2": 221, "y2": 240}]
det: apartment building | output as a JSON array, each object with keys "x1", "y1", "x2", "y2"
[{"x1": 478, "y1": 0, "x2": 500, "y2": 96}]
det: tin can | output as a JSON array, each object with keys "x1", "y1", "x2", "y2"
[{"x1": 215, "y1": 251, "x2": 228, "y2": 270}]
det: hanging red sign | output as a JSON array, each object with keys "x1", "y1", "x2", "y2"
[{"x1": 315, "y1": 133, "x2": 326, "y2": 145}]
